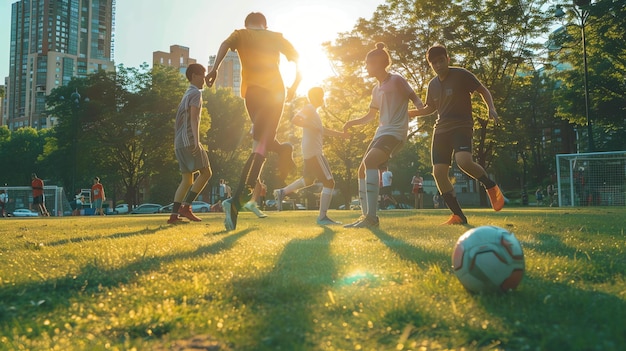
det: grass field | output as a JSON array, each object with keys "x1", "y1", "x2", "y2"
[{"x1": 0, "y1": 207, "x2": 624, "y2": 350}]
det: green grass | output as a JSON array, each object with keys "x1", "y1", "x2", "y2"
[{"x1": 1, "y1": 208, "x2": 625, "y2": 350}]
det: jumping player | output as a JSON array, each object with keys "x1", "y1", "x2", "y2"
[
  {"x1": 273, "y1": 87, "x2": 348, "y2": 225},
  {"x1": 410, "y1": 44, "x2": 504, "y2": 225},
  {"x1": 168, "y1": 63, "x2": 213, "y2": 224},
  {"x1": 205, "y1": 12, "x2": 301, "y2": 231},
  {"x1": 342, "y1": 42, "x2": 423, "y2": 228}
]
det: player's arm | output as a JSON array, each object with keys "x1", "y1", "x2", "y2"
[
  {"x1": 343, "y1": 108, "x2": 377, "y2": 132},
  {"x1": 475, "y1": 84, "x2": 499, "y2": 124},
  {"x1": 286, "y1": 61, "x2": 302, "y2": 101},
  {"x1": 205, "y1": 41, "x2": 231, "y2": 87},
  {"x1": 292, "y1": 114, "x2": 318, "y2": 131},
  {"x1": 409, "y1": 104, "x2": 436, "y2": 118},
  {"x1": 323, "y1": 127, "x2": 349, "y2": 139},
  {"x1": 190, "y1": 104, "x2": 202, "y2": 152}
]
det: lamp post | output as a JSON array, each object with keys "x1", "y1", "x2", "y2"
[{"x1": 555, "y1": 0, "x2": 594, "y2": 152}]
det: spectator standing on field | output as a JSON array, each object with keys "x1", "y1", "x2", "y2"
[
  {"x1": 380, "y1": 166, "x2": 398, "y2": 209},
  {"x1": 91, "y1": 177, "x2": 106, "y2": 215},
  {"x1": 535, "y1": 187, "x2": 544, "y2": 206},
  {"x1": 0, "y1": 189, "x2": 8, "y2": 217},
  {"x1": 31, "y1": 173, "x2": 50, "y2": 216},
  {"x1": 411, "y1": 173, "x2": 424, "y2": 209}
]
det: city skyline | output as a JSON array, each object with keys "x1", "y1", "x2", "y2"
[{"x1": 0, "y1": 0, "x2": 383, "y2": 94}]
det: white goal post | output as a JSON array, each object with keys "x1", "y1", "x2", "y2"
[
  {"x1": 556, "y1": 151, "x2": 626, "y2": 207},
  {"x1": 2, "y1": 186, "x2": 71, "y2": 216}
]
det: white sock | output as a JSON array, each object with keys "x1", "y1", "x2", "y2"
[
  {"x1": 359, "y1": 177, "x2": 367, "y2": 216},
  {"x1": 319, "y1": 187, "x2": 333, "y2": 218},
  {"x1": 283, "y1": 178, "x2": 306, "y2": 195},
  {"x1": 365, "y1": 169, "x2": 379, "y2": 217}
]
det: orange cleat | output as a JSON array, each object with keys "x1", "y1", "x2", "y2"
[
  {"x1": 486, "y1": 185, "x2": 505, "y2": 211},
  {"x1": 179, "y1": 205, "x2": 202, "y2": 222},
  {"x1": 441, "y1": 214, "x2": 468, "y2": 225}
]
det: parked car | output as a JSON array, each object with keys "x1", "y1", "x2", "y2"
[
  {"x1": 159, "y1": 201, "x2": 211, "y2": 213},
  {"x1": 130, "y1": 203, "x2": 162, "y2": 214},
  {"x1": 113, "y1": 204, "x2": 129, "y2": 214},
  {"x1": 12, "y1": 208, "x2": 39, "y2": 217}
]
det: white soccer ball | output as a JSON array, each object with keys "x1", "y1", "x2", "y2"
[{"x1": 452, "y1": 225, "x2": 525, "y2": 293}]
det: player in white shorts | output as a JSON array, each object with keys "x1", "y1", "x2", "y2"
[{"x1": 273, "y1": 87, "x2": 348, "y2": 225}]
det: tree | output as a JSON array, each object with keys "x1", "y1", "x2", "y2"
[
  {"x1": 324, "y1": 0, "x2": 554, "y2": 205},
  {"x1": 46, "y1": 65, "x2": 190, "y2": 207},
  {"x1": 550, "y1": 0, "x2": 626, "y2": 151}
]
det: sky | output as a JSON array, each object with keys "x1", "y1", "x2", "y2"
[{"x1": 0, "y1": 0, "x2": 384, "y2": 93}]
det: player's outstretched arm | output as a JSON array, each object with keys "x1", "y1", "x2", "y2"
[
  {"x1": 409, "y1": 104, "x2": 436, "y2": 118},
  {"x1": 205, "y1": 41, "x2": 230, "y2": 87},
  {"x1": 343, "y1": 108, "x2": 377, "y2": 132},
  {"x1": 475, "y1": 84, "x2": 499, "y2": 125}
]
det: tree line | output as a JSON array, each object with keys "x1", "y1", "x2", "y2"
[{"x1": 1, "y1": 0, "x2": 623, "y2": 208}]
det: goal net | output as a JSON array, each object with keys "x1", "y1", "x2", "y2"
[
  {"x1": 556, "y1": 151, "x2": 626, "y2": 207},
  {"x1": 2, "y1": 186, "x2": 72, "y2": 216}
]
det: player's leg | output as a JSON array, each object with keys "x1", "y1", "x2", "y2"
[
  {"x1": 432, "y1": 132, "x2": 467, "y2": 225},
  {"x1": 309, "y1": 155, "x2": 340, "y2": 225},
  {"x1": 454, "y1": 130, "x2": 504, "y2": 211},
  {"x1": 243, "y1": 181, "x2": 268, "y2": 218}
]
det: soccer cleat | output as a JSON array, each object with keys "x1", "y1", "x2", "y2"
[
  {"x1": 277, "y1": 143, "x2": 296, "y2": 181},
  {"x1": 244, "y1": 201, "x2": 268, "y2": 218},
  {"x1": 223, "y1": 198, "x2": 238, "y2": 231},
  {"x1": 167, "y1": 214, "x2": 187, "y2": 224},
  {"x1": 179, "y1": 205, "x2": 201, "y2": 222},
  {"x1": 486, "y1": 185, "x2": 505, "y2": 211},
  {"x1": 343, "y1": 215, "x2": 367, "y2": 228},
  {"x1": 316, "y1": 216, "x2": 342, "y2": 225},
  {"x1": 441, "y1": 214, "x2": 468, "y2": 225},
  {"x1": 273, "y1": 189, "x2": 284, "y2": 211},
  {"x1": 351, "y1": 215, "x2": 379, "y2": 228}
]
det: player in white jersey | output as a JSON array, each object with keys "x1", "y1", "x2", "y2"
[
  {"x1": 273, "y1": 87, "x2": 348, "y2": 225},
  {"x1": 343, "y1": 42, "x2": 423, "y2": 228}
]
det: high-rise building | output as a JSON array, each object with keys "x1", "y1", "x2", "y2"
[
  {"x1": 153, "y1": 45, "x2": 197, "y2": 75},
  {"x1": 208, "y1": 51, "x2": 241, "y2": 96},
  {"x1": 6, "y1": 0, "x2": 116, "y2": 131}
]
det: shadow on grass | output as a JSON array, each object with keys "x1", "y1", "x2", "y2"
[
  {"x1": 473, "y1": 276, "x2": 626, "y2": 350},
  {"x1": 0, "y1": 228, "x2": 253, "y2": 327},
  {"x1": 368, "y1": 226, "x2": 456, "y2": 271},
  {"x1": 229, "y1": 226, "x2": 336, "y2": 350},
  {"x1": 45, "y1": 225, "x2": 168, "y2": 247}
]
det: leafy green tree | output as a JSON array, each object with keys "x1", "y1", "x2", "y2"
[
  {"x1": 550, "y1": 0, "x2": 626, "y2": 151},
  {"x1": 0, "y1": 127, "x2": 49, "y2": 186}
]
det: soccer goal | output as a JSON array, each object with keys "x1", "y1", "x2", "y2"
[
  {"x1": 556, "y1": 151, "x2": 626, "y2": 207},
  {"x1": 2, "y1": 186, "x2": 72, "y2": 216}
]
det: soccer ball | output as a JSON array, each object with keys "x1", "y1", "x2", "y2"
[{"x1": 452, "y1": 225, "x2": 525, "y2": 293}]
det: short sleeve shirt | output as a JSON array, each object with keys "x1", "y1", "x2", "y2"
[
  {"x1": 381, "y1": 171, "x2": 393, "y2": 187},
  {"x1": 425, "y1": 67, "x2": 481, "y2": 134},
  {"x1": 296, "y1": 104, "x2": 324, "y2": 159},
  {"x1": 174, "y1": 84, "x2": 203, "y2": 149},
  {"x1": 224, "y1": 28, "x2": 299, "y2": 97},
  {"x1": 92, "y1": 183, "x2": 104, "y2": 200},
  {"x1": 370, "y1": 73, "x2": 416, "y2": 141},
  {"x1": 32, "y1": 178, "x2": 44, "y2": 197}
]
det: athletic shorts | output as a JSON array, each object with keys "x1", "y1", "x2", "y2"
[
  {"x1": 93, "y1": 198, "x2": 103, "y2": 209},
  {"x1": 364, "y1": 135, "x2": 403, "y2": 169},
  {"x1": 303, "y1": 154, "x2": 333, "y2": 182},
  {"x1": 175, "y1": 146, "x2": 211, "y2": 174},
  {"x1": 431, "y1": 127, "x2": 473, "y2": 165},
  {"x1": 245, "y1": 86, "x2": 285, "y2": 144},
  {"x1": 33, "y1": 195, "x2": 44, "y2": 205}
]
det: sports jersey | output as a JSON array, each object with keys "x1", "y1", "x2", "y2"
[
  {"x1": 92, "y1": 183, "x2": 104, "y2": 200},
  {"x1": 425, "y1": 67, "x2": 481, "y2": 134},
  {"x1": 295, "y1": 104, "x2": 324, "y2": 159},
  {"x1": 174, "y1": 84, "x2": 203, "y2": 149},
  {"x1": 370, "y1": 73, "x2": 416, "y2": 141},
  {"x1": 224, "y1": 28, "x2": 298, "y2": 97},
  {"x1": 31, "y1": 178, "x2": 44, "y2": 197}
]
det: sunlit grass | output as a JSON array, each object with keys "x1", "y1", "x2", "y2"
[{"x1": 0, "y1": 208, "x2": 624, "y2": 350}]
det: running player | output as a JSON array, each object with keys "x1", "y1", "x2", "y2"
[{"x1": 342, "y1": 42, "x2": 423, "y2": 228}]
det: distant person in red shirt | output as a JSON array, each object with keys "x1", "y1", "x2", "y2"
[
  {"x1": 31, "y1": 173, "x2": 50, "y2": 216},
  {"x1": 91, "y1": 177, "x2": 106, "y2": 215}
]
